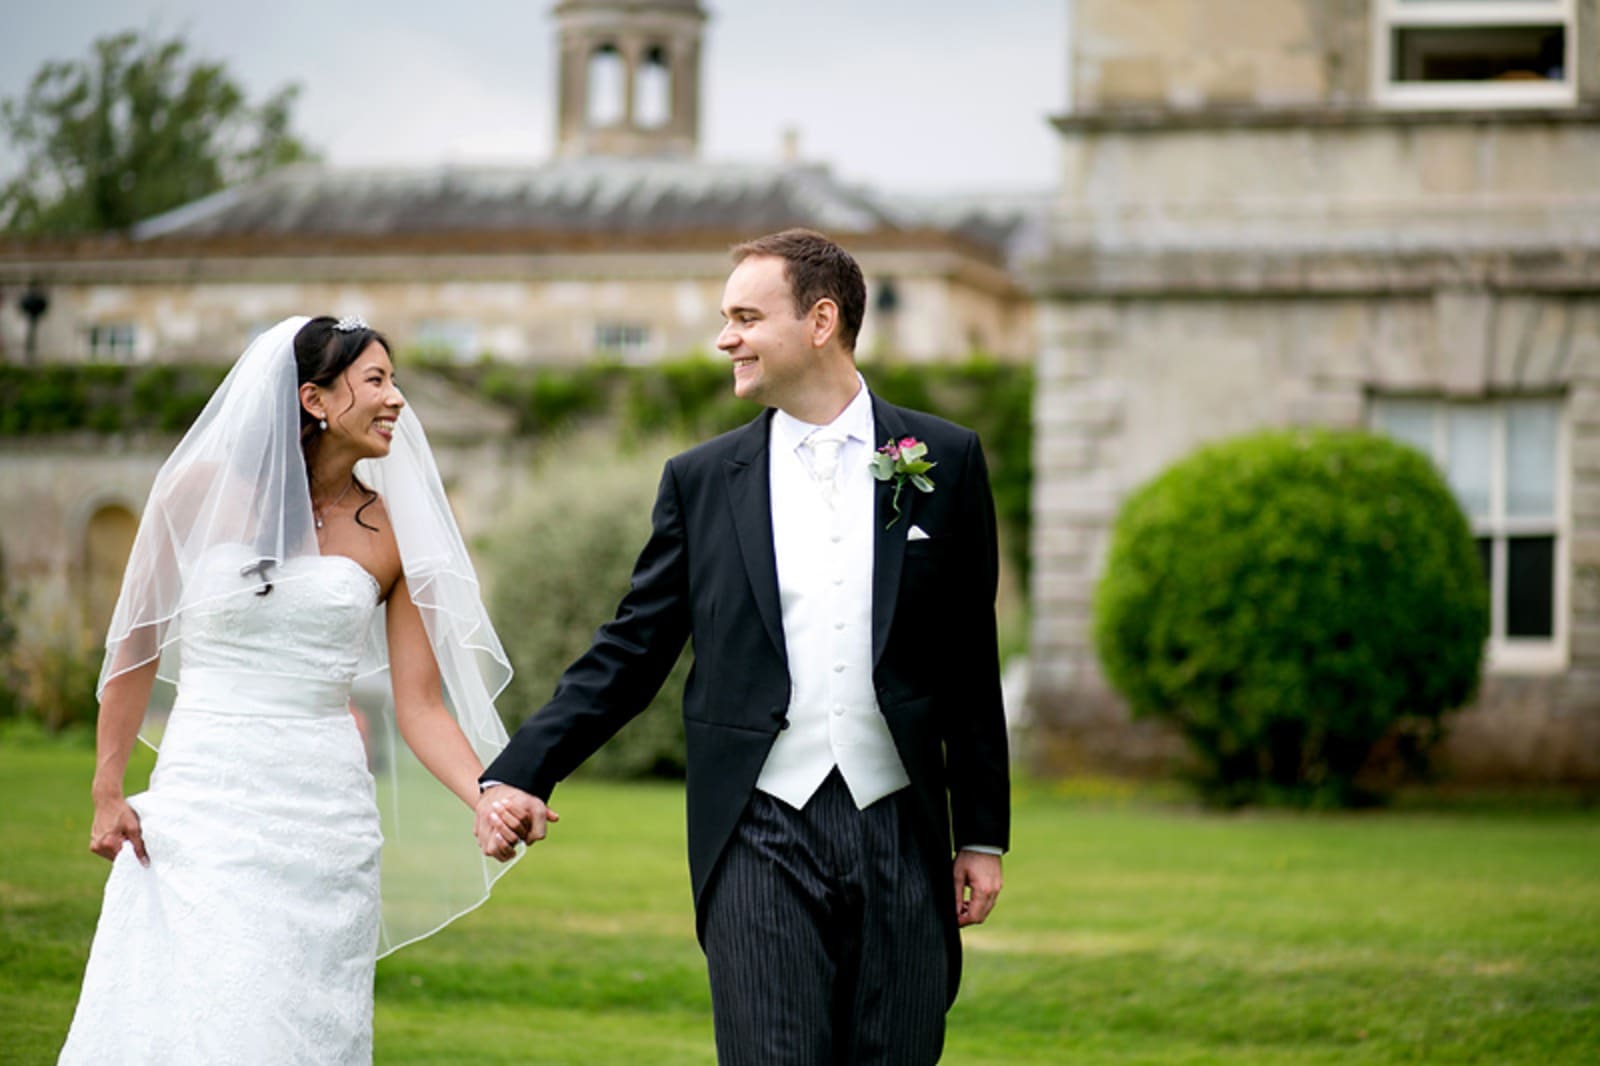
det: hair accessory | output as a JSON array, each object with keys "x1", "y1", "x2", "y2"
[{"x1": 333, "y1": 315, "x2": 368, "y2": 333}]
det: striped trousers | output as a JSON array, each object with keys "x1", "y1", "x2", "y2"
[{"x1": 702, "y1": 770, "x2": 947, "y2": 1065}]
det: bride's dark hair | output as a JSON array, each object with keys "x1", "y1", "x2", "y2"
[{"x1": 294, "y1": 316, "x2": 392, "y2": 532}]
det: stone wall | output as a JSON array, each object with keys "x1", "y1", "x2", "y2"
[
  {"x1": 1072, "y1": 0, "x2": 1366, "y2": 109},
  {"x1": 0, "y1": 376, "x2": 529, "y2": 657},
  {"x1": 1029, "y1": 285, "x2": 1600, "y2": 782},
  {"x1": 0, "y1": 248, "x2": 1032, "y2": 367}
]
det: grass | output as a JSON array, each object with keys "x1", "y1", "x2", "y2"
[{"x1": 3, "y1": 741, "x2": 1598, "y2": 1064}]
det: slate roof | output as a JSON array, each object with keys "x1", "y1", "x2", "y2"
[
  {"x1": 130, "y1": 158, "x2": 1048, "y2": 264},
  {"x1": 137, "y1": 159, "x2": 898, "y2": 240}
]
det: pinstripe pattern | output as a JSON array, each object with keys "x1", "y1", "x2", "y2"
[{"x1": 702, "y1": 771, "x2": 947, "y2": 1065}]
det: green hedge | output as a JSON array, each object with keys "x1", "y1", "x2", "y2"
[
  {"x1": 482, "y1": 433, "x2": 691, "y2": 779},
  {"x1": 436, "y1": 354, "x2": 1033, "y2": 581},
  {"x1": 0, "y1": 364, "x2": 227, "y2": 435},
  {"x1": 5, "y1": 360, "x2": 1028, "y2": 563},
  {"x1": 1094, "y1": 429, "x2": 1488, "y2": 807}
]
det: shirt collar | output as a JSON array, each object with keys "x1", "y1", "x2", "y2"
[{"x1": 771, "y1": 373, "x2": 873, "y2": 456}]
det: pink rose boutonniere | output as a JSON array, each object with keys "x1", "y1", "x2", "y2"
[{"x1": 869, "y1": 436, "x2": 936, "y2": 529}]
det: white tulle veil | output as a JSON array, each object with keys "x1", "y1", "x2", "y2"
[{"x1": 98, "y1": 315, "x2": 519, "y2": 956}]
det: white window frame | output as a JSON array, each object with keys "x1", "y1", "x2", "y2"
[
  {"x1": 85, "y1": 322, "x2": 138, "y2": 363},
  {"x1": 1371, "y1": 396, "x2": 1570, "y2": 674},
  {"x1": 412, "y1": 319, "x2": 480, "y2": 364},
  {"x1": 1373, "y1": 0, "x2": 1578, "y2": 109},
  {"x1": 593, "y1": 322, "x2": 654, "y2": 363}
]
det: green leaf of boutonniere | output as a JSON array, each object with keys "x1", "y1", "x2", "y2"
[{"x1": 871, "y1": 436, "x2": 938, "y2": 528}]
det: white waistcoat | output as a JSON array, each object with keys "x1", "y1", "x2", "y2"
[{"x1": 757, "y1": 398, "x2": 911, "y2": 810}]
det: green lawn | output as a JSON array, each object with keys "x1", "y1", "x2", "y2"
[{"x1": 3, "y1": 743, "x2": 1597, "y2": 1064}]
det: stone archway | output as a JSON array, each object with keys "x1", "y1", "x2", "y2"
[{"x1": 83, "y1": 503, "x2": 138, "y2": 638}]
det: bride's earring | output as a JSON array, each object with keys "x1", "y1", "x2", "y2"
[{"x1": 319, "y1": 418, "x2": 328, "y2": 431}]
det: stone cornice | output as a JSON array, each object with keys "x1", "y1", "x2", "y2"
[
  {"x1": 0, "y1": 235, "x2": 1023, "y2": 297},
  {"x1": 1050, "y1": 104, "x2": 1600, "y2": 135},
  {"x1": 1027, "y1": 245, "x2": 1600, "y2": 297}
]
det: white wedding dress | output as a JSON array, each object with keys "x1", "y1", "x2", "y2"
[{"x1": 61, "y1": 550, "x2": 386, "y2": 1065}]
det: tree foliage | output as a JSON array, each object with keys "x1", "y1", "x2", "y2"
[
  {"x1": 1095, "y1": 429, "x2": 1489, "y2": 806},
  {"x1": 483, "y1": 432, "x2": 691, "y2": 779},
  {"x1": 1, "y1": 30, "x2": 317, "y2": 235}
]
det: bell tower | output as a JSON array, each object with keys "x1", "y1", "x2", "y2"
[{"x1": 554, "y1": 0, "x2": 709, "y2": 159}]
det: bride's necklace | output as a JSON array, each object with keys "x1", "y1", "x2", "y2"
[{"x1": 312, "y1": 476, "x2": 357, "y2": 531}]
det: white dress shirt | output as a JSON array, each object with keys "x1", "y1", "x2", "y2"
[{"x1": 757, "y1": 379, "x2": 912, "y2": 811}]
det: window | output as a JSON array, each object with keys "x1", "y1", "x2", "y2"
[
  {"x1": 86, "y1": 323, "x2": 137, "y2": 362},
  {"x1": 587, "y1": 43, "x2": 625, "y2": 127},
  {"x1": 594, "y1": 322, "x2": 652, "y2": 362},
  {"x1": 412, "y1": 319, "x2": 479, "y2": 364},
  {"x1": 1372, "y1": 397, "x2": 1566, "y2": 671},
  {"x1": 1374, "y1": 0, "x2": 1577, "y2": 108},
  {"x1": 636, "y1": 45, "x2": 671, "y2": 129}
]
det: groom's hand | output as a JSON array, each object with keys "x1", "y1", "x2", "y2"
[
  {"x1": 474, "y1": 785, "x2": 558, "y2": 862},
  {"x1": 953, "y1": 850, "x2": 1002, "y2": 927}
]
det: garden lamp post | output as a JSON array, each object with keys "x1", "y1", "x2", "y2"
[{"x1": 19, "y1": 285, "x2": 48, "y2": 366}]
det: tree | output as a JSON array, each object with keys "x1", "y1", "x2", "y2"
[
  {"x1": 1094, "y1": 429, "x2": 1488, "y2": 807},
  {"x1": 1, "y1": 30, "x2": 317, "y2": 236}
]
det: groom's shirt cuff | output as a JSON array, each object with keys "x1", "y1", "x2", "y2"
[
  {"x1": 961, "y1": 845, "x2": 1004, "y2": 856},
  {"x1": 479, "y1": 780, "x2": 505, "y2": 792}
]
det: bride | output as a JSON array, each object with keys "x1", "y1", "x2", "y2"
[{"x1": 59, "y1": 316, "x2": 527, "y2": 1064}]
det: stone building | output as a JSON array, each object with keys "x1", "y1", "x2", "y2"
[
  {"x1": 0, "y1": 0, "x2": 1034, "y2": 370},
  {"x1": 1029, "y1": 0, "x2": 1600, "y2": 781},
  {"x1": 0, "y1": 0, "x2": 1040, "y2": 659}
]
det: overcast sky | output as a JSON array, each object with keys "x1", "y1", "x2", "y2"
[{"x1": 2, "y1": 0, "x2": 1069, "y2": 196}]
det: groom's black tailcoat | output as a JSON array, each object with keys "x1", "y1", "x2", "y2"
[{"x1": 486, "y1": 395, "x2": 1010, "y2": 1001}]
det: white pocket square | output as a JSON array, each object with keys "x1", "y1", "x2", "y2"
[{"x1": 907, "y1": 524, "x2": 930, "y2": 541}]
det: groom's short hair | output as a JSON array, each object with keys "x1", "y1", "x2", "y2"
[{"x1": 731, "y1": 229, "x2": 866, "y2": 354}]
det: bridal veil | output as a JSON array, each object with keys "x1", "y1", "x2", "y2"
[{"x1": 98, "y1": 315, "x2": 519, "y2": 955}]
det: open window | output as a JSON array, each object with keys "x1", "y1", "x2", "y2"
[{"x1": 1374, "y1": 0, "x2": 1577, "y2": 108}]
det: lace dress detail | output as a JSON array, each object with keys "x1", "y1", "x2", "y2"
[{"x1": 61, "y1": 550, "x2": 385, "y2": 1065}]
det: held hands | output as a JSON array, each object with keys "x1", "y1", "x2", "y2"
[
  {"x1": 953, "y1": 850, "x2": 1002, "y2": 928},
  {"x1": 89, "y1": 795, "x2": 149, "y2": 866},
  {"x1": 473, "y1": 784, "x2": 558, "y2": 862}
]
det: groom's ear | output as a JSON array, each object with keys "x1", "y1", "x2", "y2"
[{"x1": 809, "y1": 297, "x2": 840, "y2": 350}]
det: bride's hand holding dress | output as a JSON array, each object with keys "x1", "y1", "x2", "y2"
[{"x1": 86, "y1": 664, "x2": 157, "y2": 866}]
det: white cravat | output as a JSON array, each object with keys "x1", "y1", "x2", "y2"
[
  {"x1": 804, "y1": 431, "x2": 846, "y2": 508},
  {"x1": 759, "y1": 382, "x2": 910, "y2": 811}
]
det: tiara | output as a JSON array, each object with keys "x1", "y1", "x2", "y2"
[{"x1": 332, "y1": 315, "x2": 368, "y2": 333}]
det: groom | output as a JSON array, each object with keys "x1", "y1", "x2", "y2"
[{"x1": 478, "y1": 229, "x2": 1009, "y2": 1064}]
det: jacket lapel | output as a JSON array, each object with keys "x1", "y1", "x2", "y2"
[
  {"x1": 723, "y1": 411, "x2": 787, "y2": 665},
  {"x1": 871, "y1": 397, "x2": 911, "y2": 667}
]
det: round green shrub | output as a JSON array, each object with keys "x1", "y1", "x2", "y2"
[
  {"x1": 1094, "y1": 429, "x2": 1488, "y2": 805},
  {"x1": 483, "y1": 431, "x2": 690, "y2": 779}
]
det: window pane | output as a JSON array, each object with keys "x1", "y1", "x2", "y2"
[
  {"x1": 1475, "y1": 536, "x2": 1493, "y2": 595},
  {"x1": 1506, "y1": 400, "x2": 1558, "y2": 518},
  {"x1": 1374, "y1": 400, "x2": 1436, "y2": 458},
  {"x1": 1447, "y1": 407, "x2": 1493, "y2": 520},
  {"x1": 587, "y1": 45, "x2": 625, "y2": 126},
  {"x1": 636, "y1": 46, "x2": 671, "y2": 129},
  {"x1": 1506, "y1": 535, "x2": 1555, "y2": 638},
  {"x1": 414, "y1": 320, "x2": 478, "y2": 363},
  {"x1": 1391, "y1": 26, "x2": 1566, "y2": 83}
]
